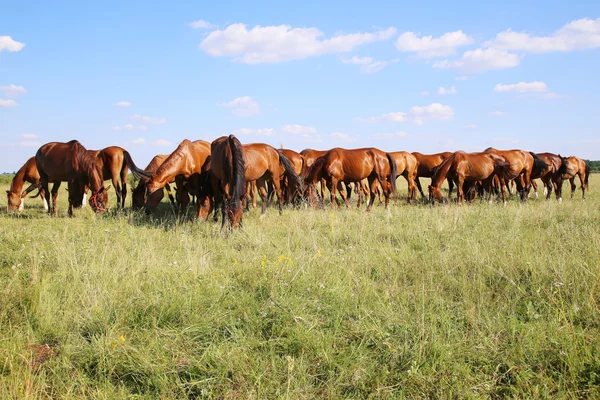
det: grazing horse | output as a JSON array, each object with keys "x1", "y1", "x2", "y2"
[
  {"x1": 389, "y1": 151, "x2": 419, "y2": 202},
  {"x1": 88, "y1": 146, "x2": 130, "y2": 208},
  {"x1": 305, "y1": 148, "x2": 397, "y2": 211},
  {"x1": 208, "y1": 135, "x2": 246, "y2": 229},
  {"x1": 561, "y1": 156, "x2": 590, "y2": 200},
  {"x1": 142, "y1": 140, "x2": 211, "y2": 217},
  {"x1": 35, "y1": 140, "x2": 110, "y2": 216},
  {"x1": 483, "y1": 148, "x2": 548, "y2": 201},
  {"x1": 412, "y1": 152, "x2": 454, "y2": 199},
  {"x1": 429, "y1": 151, "x2": 511, "y2": 204},
  {"x1": 6, "y1": 156, "x2": 48, "y2": 212},
  {"x1": 277, "y1": 149, "x2": 305, "y2": 204},
  {"x1": 131, "y1": 154, "x2": 176, "y2": 210},
  {"x1": 300, "y1": 149, "x2": 328, "y2": 200},
  {"x1": 532, "y1": 153, "x2": 566, "y2": 201}
]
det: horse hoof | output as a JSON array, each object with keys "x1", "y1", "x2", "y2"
[
  {"x1": 503, "y1": 202, "x2": 507, "y2": 207},
  {"x1": 558, "y1": 198, "x2": 563, "y2": 203}
]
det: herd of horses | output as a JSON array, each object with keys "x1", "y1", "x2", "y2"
[{"x1": 5, "y1": 136, "x2": 591, "y2": 229}]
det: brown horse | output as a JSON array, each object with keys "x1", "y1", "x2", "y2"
[
  {"x1": 141, "y1": 140, "x2": 211, "y2": 217},
  {"x1": 277, "y1": 149, "x2": 305, "y2": 204},
  {"x1": 6, "y1": 156, "x2": 48, "y2": 212},
  {"x1": 412, "y1": 152, "x2": 454, "y2": 199},
  {"x1": 208, "y1": 135, "x2": 246, "y2": 229},
  {"x1": 300, "y1": 149, "x2": 328, "y2": 200},
  {"x1": 131, "y1": 154, "x2": 176, "y2": 210},
  {"x1": 389, "y1": 151, "x2": 419, "y2": 202},
  {"x1": 483, "y1": 148, "x2": 548, "y2": 201},
  {"x1": 530, "y1": 153, "x2": 565, "y2": 201},
  {"x1": 561, "y1": 156, "x2": 590, "y2": 200},
  {"x1": 88, "y1": 146, "x2": 130, "y2": 208},
  {"x1": 305, "y1": 148, "x2": 397, "y2": 210},
  {"x1": 429, "y1": 151, "x2": 511, "y2": 204},
  {"x1": 35, "y1": 140, "x2": 110, "y2": 216}
]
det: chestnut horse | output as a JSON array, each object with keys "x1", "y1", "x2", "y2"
[
  {"x1": 277, "y1": 148, "x2": 305, "y2": 204},
  {"x1": 300, "y1": 149, "x2": 328, "y2": 200},
  {"x1": 412, "y1": 152, "x2": 454, "y2": 199},
  {"x1": 305, "y1": 148, "x2": 397, "y2": 211},
  {"x1": 531, "y1": 153, "x2": 565, "y2": 201},
  {"x1": 208, "y1": 135, "x2": 246, "y2": 229},
  {"x1": 429, "y1": 151, "x2": 511, "y2": 204},
  {"x1": 389, "y1": 151, "x2": 419, "y2": 202},
  {"x1": 142, "y1": 140, "x2": 211, "y2": 217},
  {"x1": 6, "y1": 156, "x2": 48, "y2": 212},
  {"x1": 561, "y1": 156, "x2": 590, "y2": 200},
  {"x1": 131, "y1": 154, "x2": 176, "y2": 210},
  {"x1": 35, "y1": 140, "x2": 110, "y2": 216},
  {"x1": 89, "y1": 146, "x2": 130, "y2": 208}
]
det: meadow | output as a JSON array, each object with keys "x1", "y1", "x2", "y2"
[{"x1": 0, "y1": 175, "x2": 599, "y2": 398}]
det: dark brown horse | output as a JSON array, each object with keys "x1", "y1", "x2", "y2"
[
  {"x1": 389, "y1": 151, "x2": 419, "y2": 202},
  {"x1": 277, "y1": 148, "x2": 305, "y2": 204},
  {"x1": 412, "y1": 152, "x2": 454, "y2": 199},
  {"x1": 429, "y1": 151, "x2": 511, "y2": 204},
  {"x1": 6, "y1": 156, "x2": 48, "y2": 212},
  {"x1": 141, "y1": 140, "x2": 211, "y2": 217},
  {"x1": 208, "y1": 135, "x2": 246, "y2": 229},
  {"x1": 35, "y1": 140, "x2": 110, "y2": 216},
  {"x1": 561, "y1": 156, "x2": 590, "y2": 200},
  {"x1": 305, "y1": 148, "x2": 397, "y2": 211},
  {"x1": 532, "y1": 153, "x2": 565, "y2": 201},
  {"x1": 300, "y1": 149, "x2": 328, "y2": 200},
  {"x1": 131, "y1": 154, "x2": 176, "y2": 210}
]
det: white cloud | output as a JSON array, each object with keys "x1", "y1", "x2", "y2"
[
  {"x1": 0, "y1": 36, "x2": 25, "y2": 52},
  {"x1": 359, "y1": 112, "x2": 407, "y2": 123},
  {"x1": 331, "y1": 132, "x2": 356, "y2": 143},
  {"x1": 114, "y1": 101, "x2": 132, "y2": 107},
  {"x1": 232, "y1": 128, "x2": 276, "y2": 136},
  {"x1": 200, "y1": 24, "x2": 397, "y2": 64},
  {"x1": 438, "y1": 86, "x2": 457, "y2": 95},
  {"x1": 343, "y1": 55, "x2": 398, "y2": 73},
  {"x1": 342, "y1": 56, "x2": 373, "y2": 65},
  {"x1": 395, "y1": 30, "x2": 473, "y2": 58},
  {"x1": 360, "y1": 103, "x2": 454, "y2": 125},
  {"x1": 19, "y1": 133, "x2": 39, "y2": 139},
  {"x1": 0, "y1": 84, "x2": 26, "y2": 97},
  {"x1": 494, "y1": 81, "x2": 548, "y2": 93},
  {"x1": 189, "y1": 19, "x2": 216, "y2": 29},
  {"x1": 485, "y1": 18, "x2": 600, "y2": 53},
  {"x1": 0, "y1": 99, "x2": 18, "y2": 107},
  {"x1": 217, "y1": 96, "x2": 260, "y2": 116},
  {"x1": 130, "y1": 114, "x2": 166, "y2": 124},
  {"x1": 544, "y1": 92, "x2": 562, "y2": 99},
  {"x1": 372, "y1": 131, "x2": 409, "y2": 139},
  {"x1": 154, "y1": 139, "x2": 173, "y2": 147},
  {"x1": 131, "y1": 138, "x2": 145, "y2": 144},
  {"x1": 489, "y1": 111, "x2": 507, "y2": 116},
  {"x1": 463, "y1": 124, "x2": 477, "y2": 129},
  {"x1": 433, "y1": 47, "x2": 520, "y2": 73},
  {"x1": 282, "y1": 124, "x2": 317, "y2": 135},
  {"x1": 112, "y1": 124, "x2": 148, "y2": 131}
]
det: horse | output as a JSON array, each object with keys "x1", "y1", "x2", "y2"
[
  {"x1": 389, "y1": 151, "x2": 419, "y2": 202},
  {"x1": 131, "y1": 154, "x2": 176, "y2": 210},
  {"x1": 35, "y1": 140, "x2": 110, "y2": 216},
  {"x1": 6, "y1": 156, "x2": 48, "y2": 212},
  {"x1": 530, "y1": 153, "x2": 565, "y2": 201},
  {"x1": 300, "y1": 149, "x2": 328, "y2": 200},
  {"x1": 412, "y1": 152, "x2": 454, "y2": 199},
  {"x1": 305, "y1": 148, "x2": 397, "y2": 211},
  {"x1": 428, "y1": 151, "x2": 512, "y2": 204},
  {"x1": 277, "y1": 149, "x2": 305, "y2": 204},
  {"x1": 141, "y1": 140, "x2": 211, "y2": 217},
  {"x1": 89, "y1": 146, "x2": 130, "y2": 208},
  {"x1": 207, "y1": 135, "x2": 246, "y2": 229},
  {"x1": 560, "y1": 156, "x2": 590, "y2": 200},
  {"x1": 483, "y1": 148, "x2": 548, "y2": 201}
]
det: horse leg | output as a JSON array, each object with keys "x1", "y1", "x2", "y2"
[
  {"x1": 329, "y1": 178, "x2": 340, "y2": 208},
  {"x1": 415, "y1": 177, "x2": 425, "y2": 199},
  {"x1": 271, "y1": 176, "x2": 285, "y2": 215},
  {"x1": 570, "y1": 177, "x2": 576, "y2": 199},
  {"x1": 531, "y1": 179, "x2": 538, "y2": 199},
  {"x1": 366, "y1": 177, "x2": 378, "y2": 212},
  {"x1": 51, "y1": 181, "x2": 61, "y2": 216},
  {"x1": 500, "y1": 179, "x2": 507, "y2": 206},
  {"x1": 256, "y1": 178, "x2": 269, "y2": 216},
  {"x1": 338, "y1": 182, "x2": 350, "y2": 208},
  {"x1": 579, "y1": 172, "x2": 586, "y2": 200},
  {"x1": 40, "y1": 174, "x2": 51, "y2": 215},
  {"x1": 456, "y1": 176, "x2": 464, "y2": 204}
]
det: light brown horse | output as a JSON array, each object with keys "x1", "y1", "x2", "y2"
[
  {"x1": 305, "y1": 148, "x2": 397, "y2": 210},
  {"x1": 6, "y1": 156, "x2": 48, "y2": 212},
  {"x1": 300, "y1": 149, "x2": 328, "y2": 200},
  {"x1": 142, "y1": 140, "x2": 211, "y2": 217},
  {"x1": 412, "y1": 152, "x2": 454, "y2": 199},
  {"x1": 429, "y1": 151, "x2": 511, "y2": 204},
  {"x1": 561, "y1": 156, "x2": 590, "y2": 200},
  {"x1": 35, "y1": 140, "x2": 110, "y2": 216},
  {"x1": 207, "y1": 135, "x2": 247, "y2": 229},
  {"x1": 88, "y1": 146, "x2": 130, "y2": 208},
  {"x1": 389, "y1": 151, "x2": 419, "y2": 202},
  {"x1": 131, "y1": 154, "x2": 176, "y2": 210}
]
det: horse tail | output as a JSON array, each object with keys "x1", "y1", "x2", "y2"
[
  {"x1": 299, "y1": 156, "x2": 308, "y2": 180},
  {"x1": 228, "y1": 135, "x2": 246, "y2": 210},
  {"x1": 530, "y1": 152, "x2": 549, "y2": 176},
  {"x1": 123, "y1": 150, "x2": 151, "y2": 180},
  {"x1": 386, "y1": 153, "x2": 398, "y2": 194},
  {"x1": 585, "y1": 162, "x2": 590, "y2": 189},
  {"x1": 278, "y1": 151, "x2": 302, "y2": 192}
]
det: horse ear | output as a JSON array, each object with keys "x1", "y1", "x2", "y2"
[{"x1": 6, "y1": 190, "x2": 11, "y2": 195}]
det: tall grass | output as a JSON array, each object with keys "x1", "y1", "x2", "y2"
[{"x1": 0, "y1": 177, "x2": 599, "y2": 398}]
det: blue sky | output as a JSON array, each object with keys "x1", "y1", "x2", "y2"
[{"x1": 1, "y1": 0, "x2": 599, "y2": 172}]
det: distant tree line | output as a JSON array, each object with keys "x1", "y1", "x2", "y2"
[{"x1": 585, "y1": 160, "x2": 600, "y2": 173}]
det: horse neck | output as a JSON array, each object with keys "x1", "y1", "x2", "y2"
[
  {"x1": 431, "y1": 155, "x2": 455, "y2": 188},
  {"x1": 153, "y1": 153, "x2": 185, "y2": 186},
  {"x1": 9, "y1": 165, "x2": 27, "y2": 194},
  {"x1": 77, "y1": 152, "x2": 104, "y2": 192}
]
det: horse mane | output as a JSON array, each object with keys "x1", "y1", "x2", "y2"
[
  {"x1": 277, "y1": 151, "x2": 302, "y2": 192},
  {"x1": 71, "y1": 141, "x2": 103, "y2": 185},
  {"x1": 228, "y1": 135, "x2": 246, "y2": 211},
  {"x1": 530, "y1": 152, "x2": 549, "y2": 176},
  {"x1": 307, "y1": 155, "x2": 327, "y2": 184},
  {"x1": 430, "y1": 152, "x2": 456, "y2": 188},
  {"x1": 151, "y1": 140, "x2": 189, "y2": 183},
  {"x1": 9, "y1": 160, "x2": 28, "y2": 194}
]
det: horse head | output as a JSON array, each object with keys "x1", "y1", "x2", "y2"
[
  {"x1": 428, "y1": 184, "x2": 443, "y2": 204},
  {"x1": 89, "y1": 186, "x2": 111, "y2": 212},
  {"x1": 6, "y1": 190, "x2": 23, "y2": 213}
]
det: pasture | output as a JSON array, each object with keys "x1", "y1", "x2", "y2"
[{"x1": 1, "y1": 175, "x2": 599, "y2": 398}]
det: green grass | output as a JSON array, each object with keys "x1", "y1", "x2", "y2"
[{"x1": 1, "y1": 177, "x2": 599, "y2": 398}]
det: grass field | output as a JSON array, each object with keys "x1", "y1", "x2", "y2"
[{"x1": 1, "y1": 175, "x2": 599, "y2": 398}]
